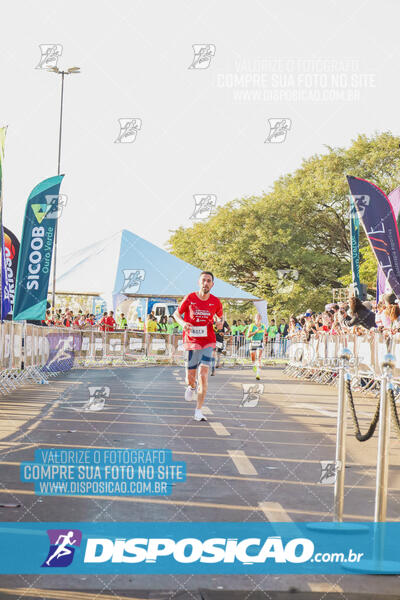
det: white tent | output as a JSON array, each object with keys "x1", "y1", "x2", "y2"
[{"x1": 56, "y1": 229, "x2": 261, "y2": 309}]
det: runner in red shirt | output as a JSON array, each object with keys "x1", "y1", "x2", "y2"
[
  {"x1": 173, "y1": 271, "x2": 223, "y2": 421},
  {"x1": 106, "y1": 310, "x2": 116, "y2": 332},
  {"x1": 99, "y1": 311, "x2": 108, "y2": 332}
]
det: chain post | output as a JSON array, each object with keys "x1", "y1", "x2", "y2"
[
  {"x1": 374, "y1": 353, "x2": 395, "y2": 523},
  {"x1": 334, "y1": 347, "x2": 351, "y2": 522}
]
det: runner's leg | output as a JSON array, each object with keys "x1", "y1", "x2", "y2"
[
  {"x1": 256, "y1": 348, "x2": 262, "y2": 379},
  {"x1": 186, "y1": 368, "x2": 197, "y2": 389},
  {"x1": 250, "y1": 349, "x2": 256, "y2": 371},
  {"x1": 210, "y1": 349, "x2": 216, "y2": 375},
  {"x1": 194, "y1": 347, "x2": 213, "y2": 419},
  {"x1": 196, "y1": 364, "x2": 209, "y2": 410},
  {"x1": 185, "y1": 350, "x2": 199, "y2": 401}
]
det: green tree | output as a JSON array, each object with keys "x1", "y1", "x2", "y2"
[{"x1": 169, "y1": 132, "x2": 400, "y2": 316}]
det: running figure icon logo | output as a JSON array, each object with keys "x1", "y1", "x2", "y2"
[
  {"x1": 190, "y1": 195, "x2": 217, "y2": 221},
  {"x1": 35, "y1": 44, "x2": 63, "y2": 70},
  {"x1": 265, "y1": 118, "x2": 291, "y2": 143},
  {"x1": 188, "y1": 44, "x2": 216, "y2": 69},
  {"x1": 114, "y1": 118, "x2": 142, "y2": 143},
  {"x1": 319, "y1": 460, "x2": 340, "y2": 485},
  {"x1": 83, "y1": 386, "x2": 110, "y2": 412},
  {"x1": 276, "y1": 269, "x2": 299, "y2": 294},
  {"x1": 121, "y1": 269, "x2": 146, "y2": 293},
  {"x1": 347, "y1": 194, "x2": 370, "y2": 219},
  {"x1": 42, "y1": 529, "x2": 82, "y2": 568},
  {"x1": 240, "y1": 384, "x2": 264, "y2": 407}
]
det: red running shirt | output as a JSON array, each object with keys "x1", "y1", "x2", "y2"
[
  {"x1": 178, "y1": 292, "x2": 223, "y2": 350},
  {"x1": 105, "y1": 316, "x2": 116, "y2": 331}
]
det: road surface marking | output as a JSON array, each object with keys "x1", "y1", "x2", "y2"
[
  {"x1": 209, "y1": 422, "x2": 230, "y2": 436},
  {"x1": 201, "y1": 406, "x2": 213, "y2": 415},
  {"x1": 258, "y1": 501, "x2": 293, "y2": 522},
  {"x1": 308, "y1": 583, "x2": 343, "y2": 592},
  {"x1": 228, "y1": 450, "x2": 257, "y2": 475},
  {"x1": 0, "y1": 589, "x2": 149, "y2": 600},
  {"x1": 41, "y1": 418, "x2": 329, "y2": 435},
  {"x1": 0, "y1": 462, "x2": 377, "y2": 489},
  {"x1": 292, "y1": 403, "x2": 370, "y2": 418},
  {"x1": 0, "y1": 488, "x2": 370, "y2": 518},
  {"x1": 258, "y1": 501, "x2": 303, "y2": 536}
]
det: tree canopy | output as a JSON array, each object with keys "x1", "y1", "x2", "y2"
[{"x1": 168, "y1": 132, "x2": 400, "y2": 317}]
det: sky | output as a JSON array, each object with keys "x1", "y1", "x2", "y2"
[{"x1": 0, "y1": 0, "x2": 398, "y2": 260}]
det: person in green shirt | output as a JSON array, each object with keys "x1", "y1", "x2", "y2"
[
  {"x1": 231, "y1": 320, "x2": 239, "y2": 336},
  {"x1": 247, "y1": 313, "x2": 267, "y2": 380},
  {"x1": 266, "y1": 319, "x2": 279, "y2": 357},
  {"x1": 118, "y1": 313, "x2": 128, "y2": 329},
  {"x1": 166, "y1": 317, "x2": 176, "y2": 335}
]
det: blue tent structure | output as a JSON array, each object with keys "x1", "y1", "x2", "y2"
[{"x1": 56, "y1": 229, "x2": 261, "y2": 308}]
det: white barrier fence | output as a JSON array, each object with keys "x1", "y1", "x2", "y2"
[
  {"x1": 0, "y1": 323, "x2": 293, "y2": 395},
  {"x1": 284, "y1": 332, "x2": 400, "y2": 392}
]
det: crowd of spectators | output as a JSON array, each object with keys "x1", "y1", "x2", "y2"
[
  {"x1": 287, "y1": 293, "x2": 400, "y2": 340},
  {"x1": 42, "y1": 292, "x2": 397, "y2": 341},
  {"x1": 43, "y1": 309, "x2": 127, "y2": 331}
]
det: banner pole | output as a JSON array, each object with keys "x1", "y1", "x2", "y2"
[{"x1": 51, "y1": 71, "x2": 65, "y2": 311}]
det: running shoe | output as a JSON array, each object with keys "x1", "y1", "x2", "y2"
[
  {"x1": 184, "y1": 386, "x2": 196, "y2": 401},
  {"x1": 194, "y1": 409, "x2": 207, "y2": 421},
  {"x1": 253, "y1": 365, "x2": 257, "y2": 372},
  {"x1": 256, "y1": 368, "x2": 261, "y2": 380}
]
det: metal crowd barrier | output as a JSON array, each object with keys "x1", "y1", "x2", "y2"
[
  {"x1": 0, "y1": 323, "x2": 294, "y2": 395},
  {"x1": 283, "y1": 332, "x2": 400, "y2": 395},
  {"x1": 203, "y1": 335, "x2": 290, "y2": 367}
]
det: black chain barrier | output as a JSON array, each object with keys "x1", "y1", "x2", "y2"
[
  {"x1": 388, "y1": 387, "x2": 400, "y2": 437},
  {"x1": 345, "y1": 378, "x2": 380, "y2": 442}
]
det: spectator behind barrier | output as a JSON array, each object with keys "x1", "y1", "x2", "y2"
[{"x1": 346, "y1": 296, "x2": 376, "y2": 330}]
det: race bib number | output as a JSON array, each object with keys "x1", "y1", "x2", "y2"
[
  {"x1": 251, "y1": 340, "x2": 262, "y2": 348},
  {"x1": 191, "y1": 325, "x2": 207, "y2": 337},
  {"x1": 216, "y1": 341, "x2": 224, "y2": 349}
]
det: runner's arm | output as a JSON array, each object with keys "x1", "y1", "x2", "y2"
[
  {"x1": 214, "y1": 302, "x2": 224, "y2": 330},
  {"x1": 172, "y1": 309, "x2": 191, "y2": 332}
]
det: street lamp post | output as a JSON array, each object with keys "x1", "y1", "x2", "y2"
[{"x1": 46, "y1": 66, "x2": 80, "y2": 312}]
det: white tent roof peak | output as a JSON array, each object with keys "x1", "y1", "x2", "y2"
[{"x1": 56, "y1": 229, "x2": 260, "y2": 303}]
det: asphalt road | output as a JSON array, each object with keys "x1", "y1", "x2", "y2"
[{"x1": 0, "y1": 363, "x2": 399, "y2": 598}]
